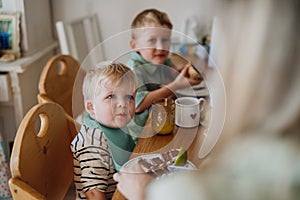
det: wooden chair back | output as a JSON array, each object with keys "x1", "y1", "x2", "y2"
[
  {"x1": 9, "y1": 102, "x2": 78, "y2": 200},
  {"x1": 38, "y1": 54, "x2": 81, "y2": 119}
]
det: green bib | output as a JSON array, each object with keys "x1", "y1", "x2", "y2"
[{"x1": 84, "y1": 114, "x2": 135, "y2": 171}]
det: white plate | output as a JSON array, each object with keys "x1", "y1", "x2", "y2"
[{"x1": 123, "y1": 153, "x2": 196, "y2": 170}]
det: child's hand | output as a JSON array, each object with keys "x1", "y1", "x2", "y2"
[
  {"x1": 85, "y1": 188, "x2": 107, "y2": 200},
  {"x1": 169, "y1": 65, "x2": 202, "y2": 90}
]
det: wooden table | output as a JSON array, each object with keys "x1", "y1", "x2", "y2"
[{"x1": 112, "y1": 117, "x2": 208, "y2": 200}]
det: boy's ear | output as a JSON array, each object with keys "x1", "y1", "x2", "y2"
[
  {"x1": 130, "y1": 39, "x2": 136, "y2": 49},
  {"x1": 85, "y1": 101, "x2": 94, "y2": 116}
]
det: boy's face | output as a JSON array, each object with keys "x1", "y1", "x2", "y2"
[
  {"x1": 86, "y1": 81, "x2": 136, "y2": 128},
  {"x1": 130, "y1": 24, "x2": 172, "y2": 65}
]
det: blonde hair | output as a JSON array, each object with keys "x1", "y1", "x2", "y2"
[
  {"x1": 82, "y1": 62, "x2": 137, "y2": 102},
  {"x1": 131, "y1": 8, "x2": 173, "y2": 38}
]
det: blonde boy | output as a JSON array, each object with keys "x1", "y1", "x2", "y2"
[{"x1": 71, "y1": 62, "x2": 137, "y2": 199}]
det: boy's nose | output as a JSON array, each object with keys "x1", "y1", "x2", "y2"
[
  {"x1": 155, "y1": 41, "x2": 164, "y2": 50},
  {"x1": 117, "y1": 98, "x2": 128, "y2": 108}
]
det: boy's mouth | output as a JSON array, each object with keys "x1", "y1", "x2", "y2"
[
  {"x1": 155, "y1": 53, "x2": 167, "y2": 58},
  {"x1": 116, "y1": 113, "x2": 129, "y2": 118}
]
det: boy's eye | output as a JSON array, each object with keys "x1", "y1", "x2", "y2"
[
  {"x1": 162, "y1": 38, "x2": 170, "y2": 43},
  {"x1": 148, "y1": 38, "x2": 156, "y2": 44},
  {"x1": 107, "y1": 94, "x2": 116, "y2": 99},
  {"x1": 126, "y1": 95, "x2": 135, "y2": 100}
]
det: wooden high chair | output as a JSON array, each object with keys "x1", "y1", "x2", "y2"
[
  {"x1": 9, "y1": 102, "x2": 78, "y2": 200},
  {"x1": 38, "y1": 54, "x2": 84, "y2": 122}
]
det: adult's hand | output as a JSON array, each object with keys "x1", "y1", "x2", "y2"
[{"x1": 113, "y1": 162, "x2": 154, "y2": 200}]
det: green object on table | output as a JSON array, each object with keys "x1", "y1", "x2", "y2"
[{"x1": 173, "y1": 147, "x2": 187, "y2": 166}]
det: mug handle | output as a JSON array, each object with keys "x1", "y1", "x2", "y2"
[{"x1": 198, "y1": 98, "x2": 206, "y2": 112}]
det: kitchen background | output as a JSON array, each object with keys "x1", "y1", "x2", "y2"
[{"x1": 0, "y1": 0, "x2": 217, "y2": 154}]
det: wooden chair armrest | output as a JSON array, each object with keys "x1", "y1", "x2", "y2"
[{"x1": 9, "y1": 178, "x2": 46, "y2": 200}]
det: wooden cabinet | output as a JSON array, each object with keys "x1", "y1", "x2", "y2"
[
  {"x1": 0, "y1": 44, "x2": 58, "y2": 154},
  {"x1": 0, "y1": 73, "x2": 12, "y2": 102}
]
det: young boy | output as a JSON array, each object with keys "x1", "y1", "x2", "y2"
[
  {"x1": 127, "y1": 8, "x2": 202, "y2": 129},
  {"x1": 71, "y1": 62, "x2": 138, "y2": 199}
]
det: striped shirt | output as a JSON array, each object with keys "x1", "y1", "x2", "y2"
[{"x1": 71, "y1": 124, "x2": 117, "y2": 199}]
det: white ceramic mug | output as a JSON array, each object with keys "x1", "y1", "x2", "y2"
[{"x1": 175, "y1": 97, "x2": 206, "y2": 128}]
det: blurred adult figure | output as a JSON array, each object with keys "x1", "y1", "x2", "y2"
[{"x1": 114, "y1": 0, "x2": 300, "y2": 199}]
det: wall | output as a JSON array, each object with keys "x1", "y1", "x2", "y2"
[
  {"x1": 0, "y1": 0, "x2": 55, "y2": 56},
  {"x1": 51, "y1": 0, "x2": 217, "y2": 60}
]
